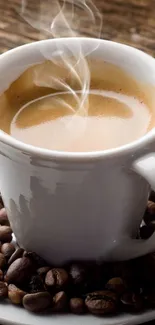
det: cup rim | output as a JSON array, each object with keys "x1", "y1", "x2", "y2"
[{"x1": 0, "y1": 37, "x2": 155, "y2": 162}]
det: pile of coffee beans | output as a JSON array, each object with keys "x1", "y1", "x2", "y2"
[{"x1": 0, "y1": 193, "x2": 155, "y2": 315}]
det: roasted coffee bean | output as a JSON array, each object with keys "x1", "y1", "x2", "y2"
[
  {"x1": 85, "y1": 290, "x2": 117, "y2": 315},
  {"x1": 0, "y1": 209, "x2": 9, "y2": 226},
  {"x1": 0, "y1": 281, "x2": 8, "y2": 298},
  {"x1": 147, "y1": 201, "x2": 155, "y2": 215},
  {"x1": 52, "y1": 291, "x2": 67, "y2": 312},
  {"x1": 121, "y1": 292, "x2": 143, "y2": 311},
  {"x1": 121, "y1": 292, "x2": 134, "y2": 306},
  {"x1": 37, "y1": 266, "x2": 51, "y2": 279},
  {"x1": 144, "y1": 201, "x2": 155, "y2": 225},
  {"x1": 0, "y1": 269, "x2": 3, "y2": 281},
  {"x1": 106, "y1": 277, "x2": 125, "y2": 294},
  {"x1": 1, "y1": 243, "x2": 15, "y2": 259},
  {"x1": 69, "y1": 263, "x2": 87, "y2": 286},
  {"x1": 140, "y1": 225, "x2": 155, "y2": 239},
  {"x1": 23, "y1": 292, "x2": 52, "y2": 313},
  {"x1": 8, "y1": 248, "x2": 24, "y2": 266},
  {"x1": 23, "y1": 251, "x2": 47, "y2": 268},
  {"x1": 28, "y1": 275, "x2": 45, "y2": 293},
  {"x1": 0, "y1": 253, "x2": 6, "y2": 269},
  {"x1": 45, "y1": 268, "x2": 69, "y2": 290},
  {"x1": 0, "y1": 226, "x2": 12, "y2": 243},
  {"x1": 70, "y1": 297, "x2": 85, "y2": 314},
  {"x1": 8, "y1": 284, "x2": 26, "y2": 305},
  {"x1": 5, "y1": 257, "x2": 34, "y2": 285}
]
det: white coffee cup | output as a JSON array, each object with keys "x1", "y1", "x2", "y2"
[{"x1": 0, "y1": 38, "x2": 155, "y2": 265}]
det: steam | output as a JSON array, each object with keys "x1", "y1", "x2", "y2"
[{"x1": 19, "y1": 0, "x2": 102, "y2": 122}]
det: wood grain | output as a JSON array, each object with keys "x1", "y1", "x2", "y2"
[{"x1": 0, "y1": 0, "x2": 155, "y2": 55}]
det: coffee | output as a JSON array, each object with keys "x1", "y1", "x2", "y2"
[{"x1": 0, "y1": 59, "x2": 154, "y2": 152}]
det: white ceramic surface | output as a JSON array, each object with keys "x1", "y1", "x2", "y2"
[
  {"x1": 0, "y1": 302, "x2": 155, "y2": 325},
  {"x1": 1, "y1": 39, "x2": 155, "y2": 264}
]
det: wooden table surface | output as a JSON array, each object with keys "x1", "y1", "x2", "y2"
[{"x1": 1, "y1": 0, "x2": 155, "y2": 56}]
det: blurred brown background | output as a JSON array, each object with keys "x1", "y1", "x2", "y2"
[{"x1": 0, "y1": 0, "x2": 155, "y2": 55}]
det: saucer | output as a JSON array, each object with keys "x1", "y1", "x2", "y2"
[{"x1": 0, "y1": 302, "x2": 155, "y2": 325}]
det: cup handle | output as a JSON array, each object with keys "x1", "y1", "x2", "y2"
[
  {"x1": 133, "y1": 153, "x2": 155, "y2": 191},
  {"x1": 109, "y1": 153, "x2": 155, "y2": 261},
  {"x1": 122, "y1": 153, "x2": 155, "y2": 259}
]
